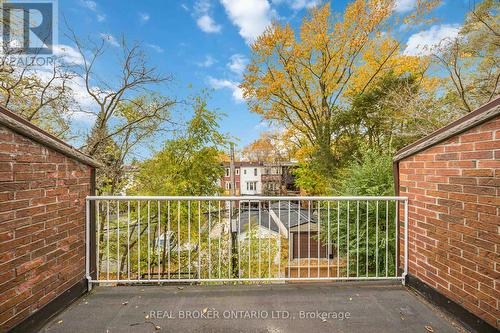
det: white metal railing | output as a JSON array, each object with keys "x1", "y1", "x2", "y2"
[{"x1": 85, "y1": 196, "x2": 408, "y2": 287}]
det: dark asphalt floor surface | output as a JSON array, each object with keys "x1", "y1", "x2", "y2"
[{"x1": 41, "y1": 282, "x2": 466, "y2": 333}]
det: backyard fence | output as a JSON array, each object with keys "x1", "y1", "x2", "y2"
[{"x1": 85, "y1": 196, "x2": 408, "y2": 286}]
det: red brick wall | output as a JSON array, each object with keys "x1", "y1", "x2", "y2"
[
  {"x1": 398, "y1": 116, "x2": 499, "y2": 329},
  {"x1": 0, "y1": 125, "x2": 93, "y2": 331}
]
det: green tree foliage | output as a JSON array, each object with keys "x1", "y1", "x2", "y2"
[
  {"x1": 333, "y1": 147, "x2": 394, "y2": 197},
  {"x1": 319, "y1": 148, "x2": 397, "y2": 276},
  {"x1": 95, "y1": 98, "x2": 231, "y2": 280},
  {"x1": 98, "y1": 98, "x2": 231, "y2": 280},
  {"x1": 292, "y1": 161, "x2": 331, "y2": 195},
  {"x1": 88, "y1": 95, "x2": 173, "y2": 195},
  {"x1": 237, "y1": 221, "x2": 283, "y2": 279}
]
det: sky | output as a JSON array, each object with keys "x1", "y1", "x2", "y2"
[{"x1": 56, "y1": 0, "x2": 475, "y2": 155}]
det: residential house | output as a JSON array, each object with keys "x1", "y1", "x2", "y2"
[
  {"x1": 232, "y1": 201, "x2": 338, "y2": 278},
  {"x1": 240, "y1": 162, "x2": 263, "y2": 195},
  {"x1": 234, "y1": 202, "x2": 331, "y2": 259},
  {"x1": 221, "y1": 161, "x2": 298, "y2": 196},
  {"x1": 261, "y1": 162, "x2": 299, "y2": 195}
]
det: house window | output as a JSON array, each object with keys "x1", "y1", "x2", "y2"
[
  {"x1": 254, "y1": 168, "x2": 258, "y2": 176},
  {"x1": 225, "y1": 168, "x2": 230, "y2": 177},
  {"x1": 246, "y1": 181, "x2": 257, "y2": 191},
  {"x1": 244, "y1": 169, "x2": 247, "y2": 175},
  {"x1": 266, "y1": 183, "x2": 277, "y2": 191},
  {"x1": 225, "y1": 182, "x2": 232, "y2": 190},
  {"x1": 235, "y1": 168, "x2": 240, "y2": 175}
]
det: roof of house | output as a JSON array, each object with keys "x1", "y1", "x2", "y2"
[
  {"x1": 235, "y1": 202, "x2": 318, "y2": 234},
  {"x1": 0, "y1": 106, "x2": 101, "y2": 168},
  {"x1": 394, "y1": 96, "x2": 500, "y2": 162}
]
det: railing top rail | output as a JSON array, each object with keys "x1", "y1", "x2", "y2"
[{"x1": 87, "y1": 195, "x2": 408, "y2": 201}]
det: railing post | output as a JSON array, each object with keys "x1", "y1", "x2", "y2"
[
  {"x1": 402, "y1": 199, "x2": 408, "y2": 285},
  {"x1": 86, "y1": 198, "x2": 92, "y2": 291}
]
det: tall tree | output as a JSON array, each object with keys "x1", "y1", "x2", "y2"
[
  {"x1": 132, "y1": 95, "x2": 228, "y2": 196},
  {"x1": 351, "y1": 72, "x2": 456, "y2": 152},
  {"x1": 68, "y1": 31, "x2": 175, "y2": 156},
  {"x1": 241, "y1": 1, "x2": 436, "y2": 177},
  {"x1": 0, "y1": 48, "x2": 77, "y2": 137},
  {"x1": 103, "y1": 96, "x2": 228, "y2": 275},
  {"x1": 241, "y1": 131, "x2": 291, "y2": 162},
  {"x1": 68, "y1": 30, "x2": 176, "y2": 194},
  {"x1": 434, "y1": 0, "x2": 499, "y2": 112}
]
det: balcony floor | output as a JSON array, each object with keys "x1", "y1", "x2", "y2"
[{"x1": 41, "y1": 282, "x2": 467, "y2": 333}]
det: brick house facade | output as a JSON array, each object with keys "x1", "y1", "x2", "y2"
[
  {"x1": 394, "y1": 97, "x2": 499, "y2": 331},
  {"x1": 221, "y1": 161, "x2": 298, "y2": 196},
  {"x1": 0, "y1": 108, "x2": 99, "y2": 332}
]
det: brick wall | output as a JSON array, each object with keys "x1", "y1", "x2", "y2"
[
  {"x1": 0, "y1": 124, "x2": 94, "y2": 331},
  {"x1": 398, "y1": 115, "x2": 499, "y2": 329}
]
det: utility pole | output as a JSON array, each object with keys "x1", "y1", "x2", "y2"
[
  {"x1": 230, "y1": 143, "x2": 236, "y2": 196},
  {"x1": 229, "y1": 143, "x2": 238, "y2": 278}
]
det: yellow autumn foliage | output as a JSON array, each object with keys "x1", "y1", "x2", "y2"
[{"x1": 241, "y1": 0, "x2": 439, "y2": 159}]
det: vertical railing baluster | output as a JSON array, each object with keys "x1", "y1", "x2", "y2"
[
  {"x1": 208, "y1": 200, "x2": 211, "y2": 279},
  {"x1": 137, "y1": 201, "x2": 140, "y2": 280},
  {"x1": 117, "y1": 201, "x2": 120, "y2": 280},
  {"x1": 248, "y1": 200, "x2": 251, "y2": 279},
  {"x1": 317, "y1": 201, "x2": 320, "y2": 278},
  {"x1": 218, "y1": 201, "x2": 221, "y2": 279},
  {"x1": 308, "y1": 201, "x2": 311, "y2": 278},
  {"x1": 258, "y1": 201, "x2": 261, "y2": 279},
  {"x1": 376, "y1": 200, "x2": 379, "y2": 277},
  {"x1": 238, "y1": 200, "x2": 241, "y2": 279},
  {"x1": 86, "y1": 199, "x2": 91, "y2": 289},
  {"x1": 404, "y1": 199, "x2": 409, "y2": 284},
  {"x1": 298, "y1": 200, "x2": 301, "y2": 278},
  {"x1": 167, "y1": 201, "x2": 170, "y2": 279},
  {"x1": 228, "y1": 200, "x2": 231, "y2": 279},
  {"x1": 287, "y1": 201, "x2": 291, "y2": 280},
  {"x1": 366, "y1": 200, "x2": 369, "y2": 277},
  {"x1": 356, "y1": 201, "x2": 359, "y2": 278},
  {"x1": 268, "y1": 200, "x2": 271, "y2": 279},
  {"x1": 107, "y1": 201, "x2": 110, "y2": 280},
  {"x1": 96, "y1": 201, "x2": 100, "y2": 281},
  {"x1": 158, "y1": 201, "x2": 161, "y2": 282},
  {"x1": 148, "y1": 201, "x2": 151, "y2": 280},
  {"x1": 177, "y1": 200, "x2": 181, "y2": 280},
  {"x1": 347, "y1": 201, "x2": 350, "y2": 278},
  {"x1": 278, "y1": 200, "x2": 281, "y2": 278},
  {"x1": 198, "y1": 201, "x2": 201, "y2": 280},
  {"x1": 336, "y1": 201, "x2": 340, "y2": 278},
  {"x1": 327, "y1": 201, "x2": 330, "y2": 278},
  {"x1": 386, "y1": 200, "x2": 389, "y2": 277},
  {"x1": 127, "y1": 201, "x2": 130, "y2": 280},
  {"x1": 188, "y1": 201, "x2": 191, "y2": 280},
  {"x1": 395, "y1": 201, "x2": 398, "y2": 278}
]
